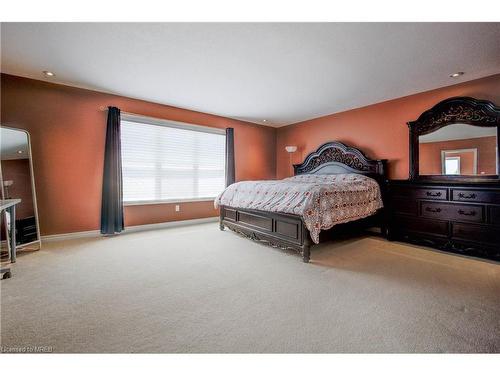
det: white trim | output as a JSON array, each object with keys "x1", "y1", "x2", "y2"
[
  {"x1": 124, "y1": 197, "x2": 216, "y2": 206},
  {"x1": 121, "y1": 112, "x2": 226, "y2": 135},
  {"x1": 41, "y1": 216, "x2": 218, "y2": 242}
]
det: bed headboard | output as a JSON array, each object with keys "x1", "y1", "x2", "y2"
[{"x1": 293, "y1": 141, "x2": 387, "y2": 181}]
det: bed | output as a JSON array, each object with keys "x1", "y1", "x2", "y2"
[{"x1": 215, "y1": 141, "x2": 387, "y2": 262}]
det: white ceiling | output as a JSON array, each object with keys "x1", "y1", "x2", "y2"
[
  {"x1": 1, "y1": 23, "x2": 500, "y2": 127},
  {"x1": 1, "y1": 128, "x2": 29, "y2": 160},
  {"x1": 419, "y1": 123, "x2": 497, "y2": 143}
]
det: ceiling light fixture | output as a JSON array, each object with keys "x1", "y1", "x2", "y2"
[
  {"x1": 449, "y1": 72, "x2": 464, "y2": 78},
  {"x1": 43, "y1": 70, "x2": 55, "y2": 77}
]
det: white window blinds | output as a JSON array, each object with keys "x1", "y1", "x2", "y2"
[{"x1": 121, "y1": 115, "x2": 226, "y2": 204}]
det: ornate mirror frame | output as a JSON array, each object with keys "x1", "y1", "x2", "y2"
[{"x1": 408, "y1": 96, "x2": 500, "y2": 181}]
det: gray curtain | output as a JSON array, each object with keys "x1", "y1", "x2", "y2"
[
  {"x1": 100, "y1": 106, "x2": 124, "y2": 234},
  {"x1": 225, "y1": 128, "x2": 235, "y2": 186}
]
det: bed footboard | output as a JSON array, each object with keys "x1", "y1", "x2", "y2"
[{"x1": 219, "y1": 205, "x2": 311, "y2": 262}]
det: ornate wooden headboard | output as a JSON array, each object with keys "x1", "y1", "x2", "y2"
[{"x1": 293, "y1": 141, "x2": 387, "y2": 181}]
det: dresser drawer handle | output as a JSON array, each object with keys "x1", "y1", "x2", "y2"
[
  {"x1": 458, "y1": 192, "x2": 476, "y2": 199},
  {"x1": 425, "y1": 207, "x2": 441, "y2": 213},
  {"x1": 426, "y1": 191, "x2": 442, "y2": 197},
  {"x1": 458, "y1": 209, "x2": 477, "y2": 216}
]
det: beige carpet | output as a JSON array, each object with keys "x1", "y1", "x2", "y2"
[{"x1": 1, "y1": 222, "x2": 499, "y2": 353}]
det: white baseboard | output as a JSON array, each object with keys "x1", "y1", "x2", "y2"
[{"x1": 41, "y1": 216, "x2": 218, "y2": 242}]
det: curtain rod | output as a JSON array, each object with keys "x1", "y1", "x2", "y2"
[
  {"x1": 99, "y1": 106, "x2": 193, "y2": 121},
  {"x1": 99, "y1": 106, "x2": 136, "y2": 117},
  {"x1": 99, "y1": 106, "x2": 226, "y2": 135},
  {"x1": 99, "y1": 106, "x2": 180, "y2": 121}
]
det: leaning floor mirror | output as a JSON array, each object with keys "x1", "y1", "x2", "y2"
[{"x1": 1, "y1": 127, "x2": 41, "y2": 260}]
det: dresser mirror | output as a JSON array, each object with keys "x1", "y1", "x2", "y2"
[
  {"x1": 1, "y1": 127, "x2": 41, "y2": 256},
  {"x1": 408, "y1": 97, "x2": 500, "y2": 181},
  {"x1": 419, "y1": 124, "x2": 497, "y2": 176}
]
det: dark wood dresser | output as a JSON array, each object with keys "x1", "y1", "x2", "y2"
[{"x1": 387, "y1": 180, "x2": 500, "y2": 261}]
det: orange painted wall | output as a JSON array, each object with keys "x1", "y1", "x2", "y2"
[
  {"x1": 3, "y1": 72, "x2": 499, "y2": 236},
  {"x1": 276, "y1": 74, "x2": 500, "y2": 179},
  {"x1": 419, "y1": 136, "x2": 497, "y2": 175},
  {"x1": 1, "y1": 74, "x2": 276, "y2": 236}
]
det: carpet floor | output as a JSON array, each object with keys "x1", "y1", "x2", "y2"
[{"x1": 1, "y1": 222, "x2": 499, "y2": 353}]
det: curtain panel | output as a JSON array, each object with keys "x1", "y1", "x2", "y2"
[
  {"x1": 100, "y1": 106, "x2": 124, "y2": 234},
  {"x1": 225, "y1": 128, "x2": 235, "y2": 187}
]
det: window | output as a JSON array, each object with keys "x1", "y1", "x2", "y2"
[
  {"x1": 121, "y1": 114, "x2": 226, "y2": 204},
  {"x1": 444, "y1": 156, "x2": 460, "y2": 175}
]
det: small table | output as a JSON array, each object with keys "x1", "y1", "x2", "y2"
[{"x1": 1, "y1": 199, "x2": 21, "y2": 279}]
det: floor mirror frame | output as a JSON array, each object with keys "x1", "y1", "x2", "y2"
[{"x1": 1, "y1": 126, "x2": 41, "y2": 256}]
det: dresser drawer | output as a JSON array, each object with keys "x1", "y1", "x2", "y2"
[
  {"x1": 390, "y1": 197, "x2": 418, "y2": 215},
  {"x1": 394, "y1": 215, "x2": 449, "y2": 237},
  {"x1": 451, "y1": 189, "x2": 500, "y2": 204},
  {"x1": 391, "y1": 186, "x2": 447, "y2": 200},
  {"x1": 420, "y1": 202, "x2": 484, "y2": 223},
  {"x1": 452, "y1": 223, "x2": 500, "y2": 245},
  {"x1": 489, "y1": 206, "x2": 500, "y2": 225}
]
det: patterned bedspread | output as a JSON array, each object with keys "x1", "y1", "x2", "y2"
[{"x1": 215, "y1": 174, "x2": 383, "y2": 244}]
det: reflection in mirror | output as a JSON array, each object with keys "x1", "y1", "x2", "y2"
[
  {"x1": 1, "y1": 127, "x2": 41, "y2": 255},
  {"x1": 419, "y1": 124, "x2": 497, "y2": 176}
]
